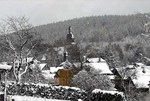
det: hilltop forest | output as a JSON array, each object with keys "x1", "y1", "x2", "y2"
[{"x1": 1, "y1": 13, "x2": 150, "y2": 66}]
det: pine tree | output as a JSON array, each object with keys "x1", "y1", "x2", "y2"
[{"x1": 104, "y1": 44, "x2": 121, "y2": 69}]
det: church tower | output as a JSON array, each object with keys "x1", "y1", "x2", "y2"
[{"x1": 66, "y1": 26, "x2": 75, "y2": 45}]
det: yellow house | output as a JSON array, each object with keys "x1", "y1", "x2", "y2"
[{"x1": 55, "y1": 69, "x2": 73, "y2": 86}]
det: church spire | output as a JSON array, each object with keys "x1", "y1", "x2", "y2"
[{"x1": 66, "y1": 26, "x2": 75, "y2": 45}]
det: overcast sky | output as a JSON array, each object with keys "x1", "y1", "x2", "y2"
[{"x1": 0, "y1": 0, "x2": 150, "y2": 26}]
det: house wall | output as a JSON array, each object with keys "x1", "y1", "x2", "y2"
[
  {"x1": 58, "y1": 69, "x2": 73, "y2": 86},
  {"x1": 54, "y1": 78, "x2": 59, "y2": 85}
]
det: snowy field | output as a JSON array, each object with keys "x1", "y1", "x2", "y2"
[{"x1": 7, "y1": 95, "x2": 70, "y2": 101}]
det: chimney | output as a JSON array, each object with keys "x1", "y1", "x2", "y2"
[{"x1": 63, "y1": 51, "x2": 68, "y2": 62}]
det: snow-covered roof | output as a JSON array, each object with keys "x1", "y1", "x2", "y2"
[
  {"x1": 136, "y1": 63, "x2": 145, "y2": 67},
  {"x1": 90, "y1": 62, "x2": 112, "y2": 74},
  {"x1": 92, "y1": 89, "x2": 124, "y2": 96},
  {"x1": 42, "y1": 66, "x2": 64, "y2": 79},
  {"x1": 43, "y1": 65, "x2": 74, "y2": 79},
  {"x1": 87, "y1": 58, "x2": 105, "y2": 63},
  {"x1": 39, "y1": 63, "x2": 47, "y2": 70},
  {"x1": 85, "y1": 58, "x2": 112, "y2": 74},
  {"x1": 0, "y1": 64, "x2": 12, "y2": 70},
  {"x1": 42, "y1": 70, "x2": 55, "y2": 79},
  {"x1": 132, "y1": 64, "x2": 150, "y2": 88},
  {"x1": 49, "y1": 67, "x2": 64, "y2": 73},
  {"x1": 115, "y1": 63, "x2": 150, "y2": 88},
  {"x1": 126, "y1": 65, "x2": 136, "y2": 69},
  {"x1": 41, "y1": 55, "x2": 46, "y2": 61},
  {"x1": 0, "y1": 92, "x2": 4, "y2": 94},
  {"x1": 108, "y1": 75, "x2": 115, "y2": 80},
  {"x1": 59, "y1": 60, "x2": 72, "y2": 68}
]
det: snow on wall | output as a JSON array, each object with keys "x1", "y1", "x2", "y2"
[
  {"x1": 54, "y1": 86, "x2": 82, "y2": 91},
  {"x1": 92, "y1": 89, "x2": 124, "y2": 96}
]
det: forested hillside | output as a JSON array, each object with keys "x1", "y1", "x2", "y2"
[
  {"x1": 35, "y1": 13, "x2": 148, "y2": 44},
  {"x1": 34, "y1": 13, "x2": 150, "y2": 65}
]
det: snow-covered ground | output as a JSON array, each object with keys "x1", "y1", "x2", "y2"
[{"x1": 7, "y1": 95, "x2": 70, "y2": 101}]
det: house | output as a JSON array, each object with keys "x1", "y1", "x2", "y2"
[
  {"x1": 85, "y1": 58, "x2": 115, "y2": 79},
  {"x1": 111, "y1": 62, "x2": 150, "y2": 100},
  {"x1": 123, "y1": 63, "x2": 150, "y2": 92},
  {"x1": 42, "y1": 66, "x2": 63, "y2": 84},
  {"x1": 52, "y1": 59, "x2": 74, "y2": 86},
  {"x1": 55, "y1": 69, "x2": 73, "y2": 86},
  {"x1": 132, "y1": 63, "x2": 150, "y2": 89},
  {"x1": 113, "y1": 66, "x2": 136, "y2": 92},
  {"x1": 42, "y1": 59, "x2": 74, "y2": 86}
]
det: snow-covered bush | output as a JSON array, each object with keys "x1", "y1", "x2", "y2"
[{"x1": 72, "y1": 67, "x2": 113, "y2": 93}]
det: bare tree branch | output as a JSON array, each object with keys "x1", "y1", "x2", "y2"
[
  {"x1": 0, "y1": 16, "x2": 39, "y2": 83},
  {"x1": 27, "y1": 41, "x2": 39, "y2": 56}
]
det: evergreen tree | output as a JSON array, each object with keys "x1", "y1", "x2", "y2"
[{"x1": 104, "y1": 44, "x2": 121, "y2": 69}]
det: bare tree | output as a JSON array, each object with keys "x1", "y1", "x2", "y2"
[{"x1": 0, "y1": 16, "x2": 40, "y2": 83}]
